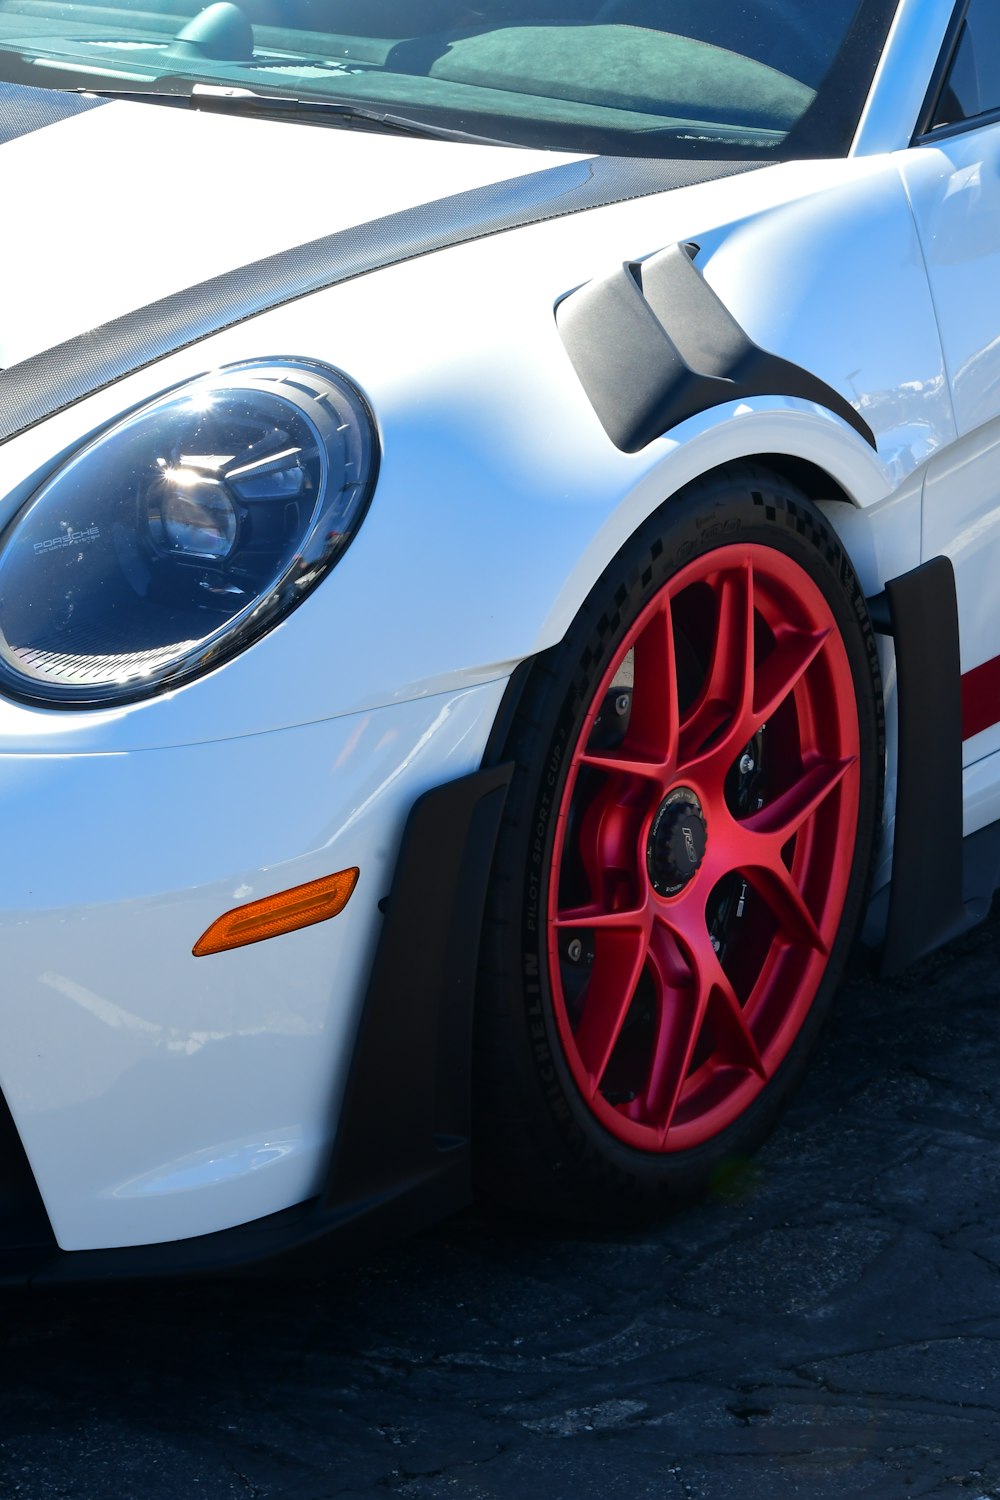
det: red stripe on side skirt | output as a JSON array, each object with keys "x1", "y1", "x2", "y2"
[{"x1": 962, "y1": 655, "x2": 1000, "y2": 742}]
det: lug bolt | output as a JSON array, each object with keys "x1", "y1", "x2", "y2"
[
  {"x1": 739, "y1": 753, "x2": 755, "y2": 775},
  {"x1": 615, "y1": 693, "x2": 630, "y2": 717},
  {"x1": 710, "y1": 935, "x2": 722, "y2": 953},
  {"x1": 567, "y1": 938, "x2": 583, "y2": 963}
]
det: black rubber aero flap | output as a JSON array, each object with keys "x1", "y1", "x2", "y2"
[
  {"x1": 557, "y1": 241, "x2": 876, "y2": 452},
  {"x1": 0, "y1": 150, "x2": 765, "y2": 447}
]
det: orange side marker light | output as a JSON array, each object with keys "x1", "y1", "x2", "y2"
[{"x1": 193, "y1": 867, "x2": 360, "y2": 956}]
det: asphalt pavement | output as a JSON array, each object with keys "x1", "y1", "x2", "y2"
[{"x1": 3, "y1": 908, "x2": 1000, "y2": 1499}]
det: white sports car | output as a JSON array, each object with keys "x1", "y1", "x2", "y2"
[{"x1": 0, "y1": 0, "x2": 993, "y2": 1278}]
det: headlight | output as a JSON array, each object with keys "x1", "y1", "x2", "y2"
[{"x1": 0, "y1": 359, "x2": 378, "y2": 707}]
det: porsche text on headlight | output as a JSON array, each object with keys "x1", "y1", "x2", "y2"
[{"x1": 0, "y1": 360, "x2": 377, "y2": 705}]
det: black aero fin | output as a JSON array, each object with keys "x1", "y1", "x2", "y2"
[{"x1": 556, "y1": 242, "x2": 876, "y2": 453}]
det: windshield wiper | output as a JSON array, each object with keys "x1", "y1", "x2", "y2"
[{"x1": 73, "y1": 83, "x2": 524, "y2": 148}]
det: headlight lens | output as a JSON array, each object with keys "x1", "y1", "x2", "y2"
[{"x1": 0, "y1": 359, "x2": 377, "y2": 706}]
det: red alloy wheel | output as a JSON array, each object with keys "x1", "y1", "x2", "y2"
[{"x1": 546, "y1": 542, "x2": 861, "y2": 1154}]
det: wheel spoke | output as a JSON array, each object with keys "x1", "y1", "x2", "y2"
[
  {"x1": 567, "y1": 777, "x2": 648, "y2": 918},
  {"x1": 628, "y1": 600, "x2": 679, "y2": 766},
  {"x1": 678, "y1": 560, "x2": 754, "y2": 765},
  {"x1": 579, "y1": 748, "x2": 667, "y2": 782},
  {"x1": 572, "y1": 926, "x2": 651, "y2": 1088},
  {"x1": 641, "y1": 921, "x2": 708, "y2": 1127},
  {"x1": 709, "y1": 979, "x2": 768, "y2": 1080},
  {"x1": 580, "y1": 601, "x2": 679, "y2": 780},
  {"x1": 641, "y1": 918, "x2": 728, "y2": 1128},
  {"x1": 745, "y1": 756, "x2": 855, "y2": 843},
  {"x1": 743, "y1": 857, "x2": 827, "y2": 954},
  {"x1": 554, "y1": 901, "x2": 648, "y2": 931},
  {"x1": 751, "y1": 624, "x2": 831, "y2": 731},
  {"x1": 642, "y1": 917, "x2": 770, "y2": 1135}
]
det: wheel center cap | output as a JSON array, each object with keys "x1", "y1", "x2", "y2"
[{"x1": 647, "y1": 787, "x2": 707, "y2": 896}]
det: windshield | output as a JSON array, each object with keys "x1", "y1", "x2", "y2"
[{"x1": 0, "y1": 0, "x2": 898, "y2": 158}]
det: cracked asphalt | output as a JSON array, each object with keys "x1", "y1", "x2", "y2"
[{"x1": 4, "y1": 909, "x2": 1000, "y2": 1499}]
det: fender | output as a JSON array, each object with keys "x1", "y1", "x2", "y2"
[
  {"x1": 534, "y1": 398, "x2": 897, "y2": 675},
  {"x1": 556, "y1": 241, "x2": 876, "y2": 454},
  {"x1": 0, "y1": 150, "x2": 764, "y2": 446}
]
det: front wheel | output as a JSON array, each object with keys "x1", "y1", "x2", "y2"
[{"x1": 475, "y1": 467, "x2": 883, "y2": 1220}]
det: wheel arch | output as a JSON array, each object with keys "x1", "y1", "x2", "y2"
[
  {"x1": 751, "y1": 452, "x2": 856, "y2": 509},
  {"x1": 525, "y1": 396, "x2": 899, "y2": 687},
  {"x1": 486, "y1": 446, "x2": 883, "y2": 772}
]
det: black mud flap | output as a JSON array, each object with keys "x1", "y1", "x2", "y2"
[
  {"x1": 870, "y1": 556, "x2": 1000, "y2": 976},
  {"x1": 316, "y1": 760, "x2": 514, "y2": 1239}
]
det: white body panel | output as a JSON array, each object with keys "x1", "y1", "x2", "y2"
[
  {"x1": 896, "y1": 126, "x2": 1000, "y2": 768},
  {"x1": 923, "y1": 427, "x2": 1000, "y2": 767},
  {"x1": 898, "y1": 127, "x2": 1000, "y2": 442},
  {"x1": 1, "y1": 680, "x2": 504, "y2": 1249},
  {"x1": 1, "y1": 8, "x2": 999, "y2": 1250},
  {"x1": 0, "y1": 102, "x2": 570, "y2": 367},
  {"x1": 0, "y1": 156, "x2": 950, "y2": 752}
]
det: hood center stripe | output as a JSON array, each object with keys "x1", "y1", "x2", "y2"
[{"x1": 0, "y1": 141, "x2": 764, "y2": 448}]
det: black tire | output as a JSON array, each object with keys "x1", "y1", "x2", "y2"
[{"x1": 474, "y1": 464, "x2": 884, "y2": 1222}]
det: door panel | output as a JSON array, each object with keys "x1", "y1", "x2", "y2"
[{"x1": 899, "y1": 118, "x2": 1000, "y2": 765}]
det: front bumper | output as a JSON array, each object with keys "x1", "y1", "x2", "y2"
[{"x1": 0, "y1": 677, "x2": 506, "y2": 1260}]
